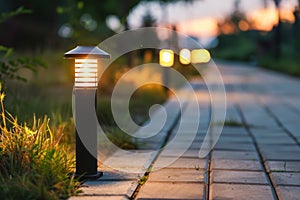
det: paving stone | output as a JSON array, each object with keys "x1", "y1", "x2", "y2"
[
  {"x1": 210, "y1": 183, "x2": 274, "y2": 200},
  {"x1": 168, "y1": 132, "x2": 204, "y2": 143},
  {"x1": 153, "y1": 157, "x2": 206, "y2": 170},
  {"x1": 103, "y1": 151, "x2": 151, "y2": 171},
  {"x1": 137, "y1": 182, "x2": 204, "y2": 199},
  {"x1": 212, "y1": 170, "x2": 268, "y2": 184},
  {"x1": 255, "y1": 136, "x2": 296, "y2": 145},
  {"x1": 285, "y1": 124, "x2": 300, "y2": 139},
  {"x1": 258, "y1": 144, "x2": 300, "y2": 152},
  {"x1": 212, "y1": 159, "x2": 262, "y2": 171},
  {"x1": 217, "y1": 136, "x2": 253, "y2": 143},
  {"x1": 221, "y1": 127, "x2": 248, "y2": 135},
  {"x1": 69, "y1": 196, "x2": 125, "y2": 200},
  {"x1": 219, "y1": 131, "x2": 248, "y2": 137},
  {"x1": 250, "y1": 128, "x2": 285, "y2": 137},
  {"x1": 261, "y1": 151, "x2": 300, "y2": 161},
  {"x1": 214, "y1": 142, "x2": 255, "y2": 151},
  {"x1": 266, "y1": 161, "x2": 300, "y2": 172},
  {"x1": 212, "y1": 150, "x2": 258, "y2": 160},
  {"x1": 169, "y1": 135, "x2": 203, "y2": 143},
  {"x1": 188, "y1": 141, "x2": 204, "y2": 149},
  {"x1": 111, "y1": 150, "x2": 153, "y2": 157},
  {"x1": 271, "y1": 172, "x2": 300, "y2": 186},
  {"x1": 277, "y1": 186, "x2": 300, "y2": 200},
  {"x1": 165, "y1": 140, "x2": 202, "y2": 150},
  {"x1": 160, "y1": 149, "x2": 200, "y2": 158},
  {"x1": 77, "y1": 180, "x2": 134, "y2": 196},
  {"x1": 95, "y1": 170, "x2": 138, "y2": 181},
  {"x1": 148, "y1": 168, "x2": 205, "y2": 182}
]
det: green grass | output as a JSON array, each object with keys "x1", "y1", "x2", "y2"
[
  {"x1": 194, "y1": 165, "x2": 200, "y2": 171},
  {"x1": 138, "y1": 175, "x2": 148, "y2": 185},
  {"x1": 0, "y1": 86, "x2": 80, "y2": 200},
  {"x1": 259, "y1": 56, "x2": 300, "y2": 77}
]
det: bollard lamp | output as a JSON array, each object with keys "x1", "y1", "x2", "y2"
[
  {"x1": 159, "y1": 49, "x2": 174, "y2": 67},
  {"x1": 159, "y1": 49, "x2": 174, "y2": 96},
  {"x1": 64, "y1": 46, "x2": 110, "y2": 180},
  {"x1": 191, "y1": 49, "x2": 211, "y2": 64},
  {"x1": 179, "y1": 48, "x2": 191, "y2": 65}
]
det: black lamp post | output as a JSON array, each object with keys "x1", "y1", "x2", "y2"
[
  {"x1": 64, "y1": 46, "x2": 110, "y2": 180},
  {"x1": 159, "y1": 49, "x2": 174, "y2": 95}
]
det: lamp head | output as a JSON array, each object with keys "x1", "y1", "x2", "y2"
[
  {"x1": 159, "y1": 49, "x2": 174, "y2": 67},
  {"x1": 179, "y1": 49, "x2": 191, "y2": 65},
  {"x1": 191, "y1": 49, "x2": 211, "y2": 64},
  {"x1": 64, "y1": 46, "x2": 110, "y2": 88}
]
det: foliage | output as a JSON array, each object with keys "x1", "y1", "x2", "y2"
[
  {"x1": 0, "y1": 7, "x2": 46, "y2": 84},
  {"x1": 0, "y1": 6, "x2": 31, "y2": 24},
  {"x1": 211, "y1": 32, "x2": 257, "y2": 62},
  {"x1": 0, "y1": 0, "x2": 196, "y2": 49},
  {"x1": 0, "y1": 85, "x2": 80, "y2": 199},
  {"x1": 0, "y1": 51, "x2": 46, "y2": 83},
  {"x1": 217, "y1": 0, "x2": 247, "y2": 34},
  {"x1": 259, "y1": 55, "x2": 300, "y2": 77}
]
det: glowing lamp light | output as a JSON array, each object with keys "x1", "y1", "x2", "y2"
[
  {"x1": 191, "y1": 49, "x2": 211, "y2": 64},
  {"x1": 159, "y1": 49, "x2": 174, "y2": 67},
  {"x1": 179, "y1": 48, "x2": 191, "y2": 65},
  {"x1": 75, "y1": 59, "x2": 98, "y2": 88},
  {"x1": 64, "y1": 46, "x2": 110, "y2": 88}
]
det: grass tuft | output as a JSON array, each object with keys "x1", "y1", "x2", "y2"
[{"x1": 0, "y1": 85, "x2": 80, "y2": 199}]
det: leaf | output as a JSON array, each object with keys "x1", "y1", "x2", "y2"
[
  {"x1": 4, "y1": 48, "x2": 13, "y2": 59},
  {"x1": 0, "y1": 6, "x2": 32, "y2": 24},
  {"x1": 56, "y1": 7, "x2": 64, "y2": 14},
  {"x1": 77, "y1": 2, "x2": 84, "y2": 9},
  {"x1": 0, "y1": 46, "x2": 8, "y2": 52}
]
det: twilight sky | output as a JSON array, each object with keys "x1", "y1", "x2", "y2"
[{"x1": 129, "y1": 0, "x2": 297, "y2": 25}]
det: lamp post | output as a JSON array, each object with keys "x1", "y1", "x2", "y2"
[
  {"x1": 179, "y1": 48, "x2": 191, "y2": 65},
  {"x1": 64, "y1": 46, "x2": 110, "y2": 180},
  {"x1": 191, "y1": 49, "x2": 211, "y2": 64},
  {"x1": 159, "y1": 49, "x2": 174, "y2": 95}
]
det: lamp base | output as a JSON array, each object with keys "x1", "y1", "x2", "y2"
[{"x1": 75, "y1": 171, "x2": 103, "y2": 181}]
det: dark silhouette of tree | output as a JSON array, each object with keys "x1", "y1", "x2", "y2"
[
  {"x1": 217, "y1": 0, "x2": 248, "y2": 34},
  {"x1": 273, "y1": 0, "x2": 281, "y2": 59},
  {"x1": 142, "y1": 10, "x2": 156, "y2": 27},
  {"x1": 293, "y1": 2, "x2": 300, "y2": 50},
  {"x1": 0, "y1": 0, "x2": 195, "y2": 49}
]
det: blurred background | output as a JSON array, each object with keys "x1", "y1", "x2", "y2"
[
  {"x1": 0, "y1": 0, "x2": 299, "y2": 147},
  {"x1": 2, "y1": 1, "x2": 299, "y2": 198},
  {"x1": 1, "y1": 0, "x2": 298, "y2": 73}
]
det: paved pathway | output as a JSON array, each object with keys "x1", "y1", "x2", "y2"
[{"x1": 70, "y1": 61, "x2": 300, "y2": 200}]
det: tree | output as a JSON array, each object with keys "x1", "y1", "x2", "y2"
[
  {"x1": 0, "y1": 0, "x2": 196, "y2": 51},
  {"x1": 293, "y1": 1, "x2": 300, "y2": 50},
  {"x1": 273, "y1": 0, "x2": 281, "y2": 59},
  {"x1": 0, "y1": 7, "x2": 46, "y2": 84},
  {"x1": 217, "y1": 0, "x2": 248, "y2": 34}
]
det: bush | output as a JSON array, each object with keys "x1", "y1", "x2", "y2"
[
  {"x1": 0, "y1": 85, "x2": 80, "y2": 200},
  {"x1": 212, "y1": 34, "x2": 257, "y2": 61},
  {"x1": 259, "y1": 56, "x2": 300, "y2": 77}
]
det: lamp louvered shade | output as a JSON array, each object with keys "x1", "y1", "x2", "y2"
[
  {"x1": 75, "y1": 59, "x2": 98, "y2": 88},
  {"x1": 64, "y1": 46, "x2": 110, "y2": 89}
]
